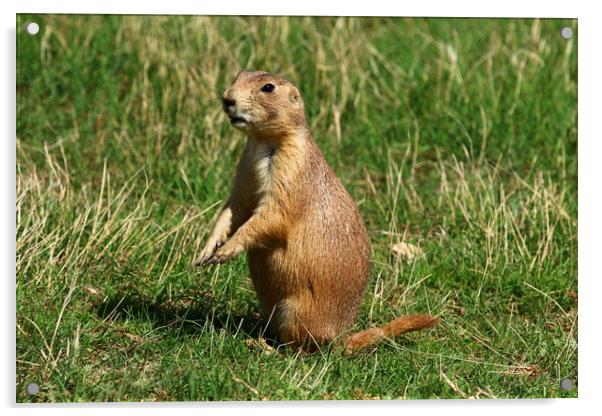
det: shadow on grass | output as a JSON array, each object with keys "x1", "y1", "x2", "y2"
[
  {"x1": 94, "y1": 288, "x2": 275, "y2": 344},
  {"x1": 93, "y1": 286, "x2": 424, "y2": 355}
]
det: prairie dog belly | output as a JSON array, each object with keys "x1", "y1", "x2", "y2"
[
  {"x1": 247, "y1": 216, "x2": 369, "y2": 339},
  {"x1": 247, "y1": 246, "x2": 296, "y2": 315}
]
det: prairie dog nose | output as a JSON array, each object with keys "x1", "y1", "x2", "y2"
[{"x1": 222, "y1": 97, "x2": 236, "y2": 112}]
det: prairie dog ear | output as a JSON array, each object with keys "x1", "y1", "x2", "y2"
[
  {"x1": 289, "y1": 86, "x2": 302, "y2": 107},
  {"x1": 234, "y1": 70, "x2": 250, "y2": 81}
]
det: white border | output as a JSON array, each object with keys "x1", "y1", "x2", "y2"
[
  {"x1": 3, "y1": 1, "x2": 600, "y2": 415},
  {"x1": 3, "y1": 0, "x2": 582, "y2": 17}
]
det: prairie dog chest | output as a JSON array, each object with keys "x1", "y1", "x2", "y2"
[{"x1": 251, "y1": 141, "x2": 277, "y2": 194}]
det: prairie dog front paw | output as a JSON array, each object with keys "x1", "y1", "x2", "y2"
[
  {"x1": 192, "y1": 237, "x2": 225, "y2": 267},
  {"x1": 204, "y1": 240, "x2": 243, "y2": 265}
]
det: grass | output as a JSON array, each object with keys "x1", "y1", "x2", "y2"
[{"x1": 16, "y1": 15, "x2": 577, "y2": 401}]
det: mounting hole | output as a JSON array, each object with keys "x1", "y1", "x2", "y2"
[
  {"x1": 26, "y1": 382, "x2": 40, "y2": 395},
  {"x1": 560, "y1": 378, "x2": 573, "y2": 391},
  {"x1": 560, "y1": 27, "x2": 573, "y2": 40},
  {"x1": 25, "y1": 22, "x2": 40, "y2": 36}
]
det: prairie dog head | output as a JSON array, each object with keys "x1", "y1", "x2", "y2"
[{"x1": 222, "y1": 71, "x2": 306, "y2": 139}]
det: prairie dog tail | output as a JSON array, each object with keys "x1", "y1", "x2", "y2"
[{"x1": 340, "y1": 314, "x2": 440, "y2": 354}]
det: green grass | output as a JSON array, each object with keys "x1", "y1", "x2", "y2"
[{"x1": 16, "y1": 15, "x2": 577, "y2": 401}]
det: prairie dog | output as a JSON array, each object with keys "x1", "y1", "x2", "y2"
[{"x1": 193, "y1": 71, "x2": 438, "y2": 352}]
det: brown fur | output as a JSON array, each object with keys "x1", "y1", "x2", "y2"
[
  {"x1": 340, "y1": 314, "x2": 440, "y2": 354},
  {"x1": 193, "y1": 70, "x2": 438, "y2": 352}
]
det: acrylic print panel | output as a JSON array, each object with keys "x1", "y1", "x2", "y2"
[{"x1": 16, "y1": 14, "x2": 577, "y2": 402}]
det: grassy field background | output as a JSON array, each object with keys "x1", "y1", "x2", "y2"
[{"x1": 16, "y1": 15, "x2": 577, "y2": 401}]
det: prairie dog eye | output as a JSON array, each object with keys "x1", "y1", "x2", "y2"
[{"x1": 261, "y1": 83, "x2": 276, "y2": 93}]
